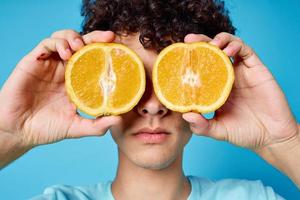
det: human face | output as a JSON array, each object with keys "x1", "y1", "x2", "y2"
[{"x1": 110, "y1": 33, "x2": 192, "y2": 170}]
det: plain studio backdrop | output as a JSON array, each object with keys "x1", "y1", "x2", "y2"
[{"x1": 0, "y1": 0, "x2": 299, "y2": 199}]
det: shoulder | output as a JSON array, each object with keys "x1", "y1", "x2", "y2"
[
  {"x1": 187, "y1": 176, "x2": 285, "y2": 200},
  {"x1": 30, "y1": 181, "x2": 113, "y2": 200}
]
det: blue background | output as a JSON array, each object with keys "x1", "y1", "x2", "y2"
[{"x1": 0, "y1": 0, "x2": 299, "y2": 199}]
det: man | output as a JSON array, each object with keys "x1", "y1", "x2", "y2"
[{"x1": 0, "y1": 0, "x2": 299, "y2": 199}]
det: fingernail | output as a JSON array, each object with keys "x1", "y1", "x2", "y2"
[
  {"x1": 182, "y1": 114, "x2": 192, "y2": 122},
  {"x1": 184, "y1": 34, "x2": 194, "y2": 42},
  {"x1": 223, "y1": 48, "x2": 231, "y2": 56}
]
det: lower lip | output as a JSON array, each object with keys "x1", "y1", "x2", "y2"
[{"x1": 134, "y1": 132, "x2": 169, "y2": 144}]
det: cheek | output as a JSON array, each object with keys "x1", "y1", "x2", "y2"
[
  {"x1": 109, "y1": 111, "x2": 139, "y2": 143},
  {"x1": 173, "y1": 114, "x2": 193, "y2": 144},
  {"x1": 110, "y1": 126, "x2": 121, "y2": 142},
  {"x1": 109, "y1": 117, "x2": 126, "y2": 143},
  {"x1": 174, "y1": 128, "x2": 192, "y2": 151}
]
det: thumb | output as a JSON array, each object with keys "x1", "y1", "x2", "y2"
[
  {"x1": 66, "y1": 115, "x2": 121, "y2": 139},
  {"x1": 182, "y1": 112, "x2": 228, "y2": 141}
]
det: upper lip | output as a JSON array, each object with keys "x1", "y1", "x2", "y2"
[{"x1": 135, "y1": 127, "x2": 170, "y2": 135}]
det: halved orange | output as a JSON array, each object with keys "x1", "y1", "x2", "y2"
[
  {"x1": 153, "y1": 42, "x2": 234, "y2": 113},
  {"x1": 65, "y1": 43, "x2": 145, "y2": 117}
]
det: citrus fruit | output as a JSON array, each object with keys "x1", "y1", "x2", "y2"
[
  {"x1": 65, "y1": 43, "x2": 145, "y2": 117},
  {"x1": 153, "y1": 42, "x2": 234, "y2": 113}
]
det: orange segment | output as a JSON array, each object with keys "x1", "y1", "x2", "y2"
[
  {"x1": 109, "y1": 48, "x2": 143, "y2": 109},
  {"x1": 153, "y1": 42, "x2": 234, "y2": 113},
  {"x1": 70, "y1": 48, "x2": 105, "y2": 109},
  {"x1": 65, "y1": 43, "x2": 145, "y2": 117}
]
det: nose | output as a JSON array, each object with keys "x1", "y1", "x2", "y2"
[
  {"x1": 137, "y1": 96, "x2": 168, "y2": 117},
  {"x1": 136, "y1": 76, "x2": 168, "y2": 118}
]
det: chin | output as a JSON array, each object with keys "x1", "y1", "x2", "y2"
[{"x1": 130, "y1": 146, "x2": 180, "y2": 170}]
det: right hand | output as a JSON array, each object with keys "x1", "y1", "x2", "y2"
[{"x1": 0, "y1": 30, "x2": 121, "y2": 148}]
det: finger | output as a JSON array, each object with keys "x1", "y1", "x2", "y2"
[
  {"x1": 210, "y1": 32, "x2": 263, "y2": 68},
  {"x1": 82, "y1": 30, "x2": 116, "y2": 44},
  {"x1": 210, "y1": 32, "x2": 235, "y2": 49},
  {"x1": 30, "y1": 38, "x2": 72, "y2": 61},
  {"x1": 184, "y1": 33, "x2": 212, "y2": 43},
  {"x1": 51, "y1": 29, "x2": 84, "y2": 52},
  {"x1": 222, "y1": 40, "x2": 242, "y2": 57},
  {"x1": 182, "y1": 112, "x2": 227, "y2": 141},
  {"x1": 66, "y1": 115, "x2": 122, "y2": 138}
]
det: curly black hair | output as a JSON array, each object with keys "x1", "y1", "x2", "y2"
[{"x1": 81, "y1": 0, "x2": 236, "y2": 52}]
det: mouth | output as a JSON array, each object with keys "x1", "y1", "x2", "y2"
[{"x1": 133, "y1": 127, "x2": 171, "y2": 144}]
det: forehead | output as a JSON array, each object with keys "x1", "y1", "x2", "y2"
[{"x1": 114, "y1": 33, "x2": 158, "y2": 73}]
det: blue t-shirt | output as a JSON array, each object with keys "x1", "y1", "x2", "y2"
[{"x1": 30, "y1": 176, "x2": 285, "y2": 200}]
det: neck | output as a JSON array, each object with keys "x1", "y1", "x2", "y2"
[{"x1": 111, "y1": 150, "x2": 191, "y2": 200}]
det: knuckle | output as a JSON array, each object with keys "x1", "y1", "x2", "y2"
[
  {"x1": 85, "y1": 30, "x2": 104, "y2": 38},
  {"x1": 231, "y1": 40, "x2": 241, "y2": 47},
  {"x1": 50, "y1": 31, "x2": 59, "y2": 38},
  {"x1": 43, "y1": 38, "x2": 68, "y2": 47},
  {"x1": 246, "y1": 46, "x2": 254, "y2": 55},
  {"x1": 216, "y1": 32, "x2": 234, "y2": 41},
  {"x1": 234, "y1": 36, "x2": 243, "y2": 44},
  {"x1": 216, "y1": 32, "x2": 229, "y2": 38},
  {"x1": 248, "y1": 46, "x2": 254, "y2": 52},
  {"x1": 197, "y1": 34, "x2": 211, "y2": 40},
  {"x1": 195, "y1": 33, "x2": 206, "y2": 37},
  {"x1": 51, "y1": 30, "x2": 64, "y2": 38},
  {"x1": 40, "y1": 38, "x2": 52, "y2": 45},
  {"x1": 236, "y1": 37, "x2": 243, "y2": 42},
  {"x1": 65, "y1": 29, "x2": 80, "y2": 37},
  {"x1": 185, "y1": 33, "x2": 211, "y2": 42},
  {"x1": 89, "y1": 30, "x2": 103, "y2": 35},
  {"x1": 51, "y1": 29, "x2": 79, "y2": 39},
  {"x1": 222, "y1": 32, "x2": 231, "y2": 36},
  {"x1": 58, "y1": 39, "x2": 69, "y2": 46}
]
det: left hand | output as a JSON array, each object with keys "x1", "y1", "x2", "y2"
[{"x1": 182, "y1": 32, "x2": 299, "y2": 151}]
